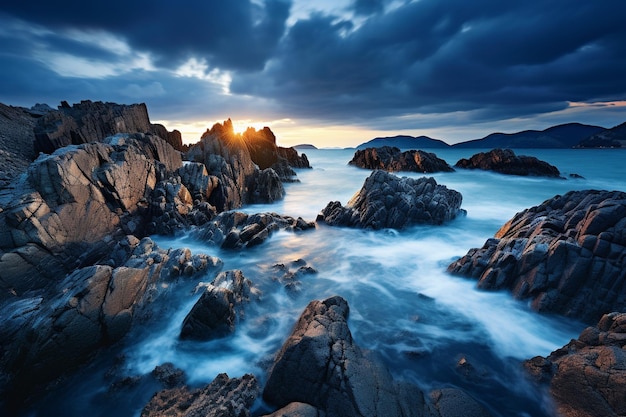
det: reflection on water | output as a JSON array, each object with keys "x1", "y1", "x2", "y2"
[{"x1": 23, "y1": 148, "x2": 626, "y2": 417}]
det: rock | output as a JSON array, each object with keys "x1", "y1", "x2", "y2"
[
  {"x1": 0, "y1": 102, "x2": 37, "y2": 187},
  {"x1": 429, "y1": 389, "x2": 492, "y2": 417},
  {"x1": 180, "y1": 270, "x2": 254, "y2": 340},
  {"x1": 33, "y1": 100, "x2": 185, "y2": 154},
  {"x1": 349, "y1": 146, "x2": 454, "y2": 173},
  {"x1": 262, "y1": 402, "x2": 326, "y2": 417},
  {"x1": 263, "y1": 295, "x2": 429, "y2": 417},
  {"x1": 196, "y1": 211, "x2": 315, "y2": 249},
  {"x1": 447, "y1": 189, "x2": 626, "y2": 323},
  {"x1": 318, "y1": 170, "x2": 464, "y2": 229},
  {"x1": 524, "y1": 312, "x2": 626, "y2": 417},
  {"x1": 454, "y1": 148, "x2": 562, "y2": 177},
  {"x1": 151, "y1": 363, "x2": 187, "y2": 389},
  {"x1": 141, "y1": 373, "x2": 260, "y2": 417},
  {"x1": 0, "y1": 134, "x2": 183, "y2": 299}
]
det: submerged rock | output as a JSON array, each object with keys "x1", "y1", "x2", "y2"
[
  {"x1": 525, "y1": 312, "x2": 626, "y2": 417},
  {"x1": 448, "y1": 189, "x2": 626, "y2": 323},
  {"x1": 454, "y1": 148, "x2": 562, "y2": 177},
  {"x1": 318, "y1": 170, "x2": 464, "y2": 229},
  {"x1": 349, "y1": 146, "x2": 454, "y2": 173},
  {"x1": 141, "y1": 373, "x2": 260, "y2": 417}
]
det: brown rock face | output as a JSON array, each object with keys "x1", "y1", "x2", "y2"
[
  {"x1": 454, "y1": 148, "x2": 561, "y2": 177},
  {"x1": 33, "y1": 100, "x2": 184, "y2": 154},
  {"x1": 448, "y1": 189, "x2": 626, "y2": 323},
  {"x1": 525, "y1": 312, "x2": 626, "y2": 417}
]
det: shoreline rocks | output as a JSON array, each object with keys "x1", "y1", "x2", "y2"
[
  {"x1": 318, "y1": 170, "x2": 464, "y2": 229},
  {"x1": 454, "y1": 148, "x2": 562, "y2": 177},
  {"x1": 448, "y1": 189, "x2": 626, "y2": 323},
  {"x1": 525, "y1": 312, "x2": 626, "y2": 417},
  {"x1": 350, "y1": 146, "x2": 455, "y2": 173}
]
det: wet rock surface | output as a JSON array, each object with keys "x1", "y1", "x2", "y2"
[
  {"x1": 318, "y1": 170, "x2": 464, "y2": 229},
  {"x1": 448, "y1": 189, "x2": 626, "y2": 323},
  {"x1": 525, "y1": 312, "x2": 626, "y2": 417},
  {"x1": 349, "y1": 146, "x2": 454, "y2": 173},
  {"x1": 141, "y1": 373, "x2": 260, "y2": 417},
  {"x1": 454, "y1": 148, "x2": 562, "y2": 177}
]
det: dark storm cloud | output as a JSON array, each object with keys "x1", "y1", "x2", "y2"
[
  {"x1": 232, "y1": 0, "x2": 626, "y2": 127},
  {"x1": 0, "y1": 0, "x2": 291, "y2": 71}
]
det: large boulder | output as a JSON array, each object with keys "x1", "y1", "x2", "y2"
[
  {"x1": 318, "y1": 170, "x2": 464, "y2": 230},
  {"x1": 525, "y1": 312, "x2": 626, "y2": 417},
  {"x1": 33, "y1": 100, "x2": 184, "y2": 154},
  {"x1": 454, "y1": 148, "x2": 562, "y2": 177},
  {"x1": 141, "y1": 373, "x2": 260, "y2": 417},
  {"x1": 448, "y1": 189, "x2": 626, "y2": 323},
  {"x1": 0, "y1": 103, "x2": 38, "y2": 187},
  {"x1": 263, "y1": 296, "x2": 428, "y2": 417},
  {"x1": 277, "y1": 146, "x2": 311, "y2": 169},
  {"x1": 349, "y1": 146, "x2": 454, "y2": 173}
]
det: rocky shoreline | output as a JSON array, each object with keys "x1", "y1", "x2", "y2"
[{"x1": 1, "y1": 101, "x2": 625, "y2": 417}]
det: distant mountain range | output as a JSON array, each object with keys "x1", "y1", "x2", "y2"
[{"x1": 356, "y1": 122, "x2": 624, "y2": 149}]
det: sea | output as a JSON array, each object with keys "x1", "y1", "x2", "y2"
[{"x1": 20, "y1": 148, "x2": 626, "y2": 417}]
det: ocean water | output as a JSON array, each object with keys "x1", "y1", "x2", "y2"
[{"x1": 21, "y1": 148, "x2": 626, "y2": 417}]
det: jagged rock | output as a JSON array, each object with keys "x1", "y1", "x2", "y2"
[
  {"x1": 0, "y1": 134, "x2": 182, "y2": 300},
  {"x1": 196, "y1": 211, "x2": 315, "y2": 249},
  {"x1": 524, "y1": 312, "x2": 626, "y2": 417},
  {"x1": 454, "y1": 148, "x2": 562, "y2": 177},
  {"x1": 177, "y1": 162, "x2": 219, "y2": 201},
  {"x1": 277, "y1": 146, "x2": 311, "y2": 169},
  {"x1": 349, "y1": 146, "x2": 454, "y2": 173},
  {"x1": 318, "y1": 170, "x2": 464, "y2": 230},
  {"x1": 447, "y1": 189, "x2": 626, "y2": 323},
  {"x1": 151, "y1": 363, "x2": 187, "y2": 389},
  {"x1": 33, "y1": 100, "x2": 184, "y2": 154},
  {"x1": 180, "y1": 270, "x2": 254, "y2": 340},
  {"x1": 0, "y1": 237, "x2": 222, "y2": 406},
  {"x1": 263, "y1": 402, "x2": 325, "y2": 417},
  {"x1": 429, "y1": 389, "x2": 492, "y2": 417},
  {"x1": 0, "y1": 102, "x2": 38, "y2": 187},
  {"x1": 263, "y1": 296, "x2": 429, "y2": 417},
  {"x1": 141, "y1": 373, "x2": 260, "y2": 417}
]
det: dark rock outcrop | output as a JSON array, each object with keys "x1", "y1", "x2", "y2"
[
  {"x1": 141, "y1": 373, "x2": 260, "y2": 417},
  {"x1": 454, "y1": 148, "x2": 561, "y2": 177},
  {"x1": 349, "y1": 146, "x2": 454, "y2": 173},
  {"x1": 576, "y1": 121, "x2": 626, "y2": 148},
  {"x1": 525, "y1": 312, "x2": 626, "y2": 417},
  {"x1": 263, "y1": 296, "x2": 429, "y2": 417},
  {"x1": 0, "y1": 134, "x2": 182, "y2": 299},
  {"x1": 194, "y1": 120, "x2": 285, "y2": 211},
  {"x1": 318, "y1": 170, "x2": 464, "y2": 230},
  {"x1": 448, "y1": 189, "x2": 626, "y2": 323},
  {"x1": 196, "y1": 211, "x2": 315, "y2": 249},
  {"x1": 277, "y1": 146, "x2": 311, "y2": 169},
  {"x1": 180, "y1": 269, "x2": 255, "y2": 340},
  {"x1": 33, "y1": 100, "x2": 184, "y2": 154}
]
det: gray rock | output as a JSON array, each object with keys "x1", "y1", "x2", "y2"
[
  {"x1": 180, "y1": 270, "x2": 254, "y2": 340},
  {"x1": 349, "y1": 146, "x2": 454, "y2": 173},
  {"x1": 141, "y1": 373, "x2": 260, "y2": 417},
  {"x1": 318, "y1": 170, "x2": 464, "y2": 230},
  {"x1": 448, "y1": 189, "x2": 626, "y2": 323}
]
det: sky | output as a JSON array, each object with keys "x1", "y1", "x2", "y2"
[{"x1": 1, "y1": 0, "x2": 625, "y2": 148}]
